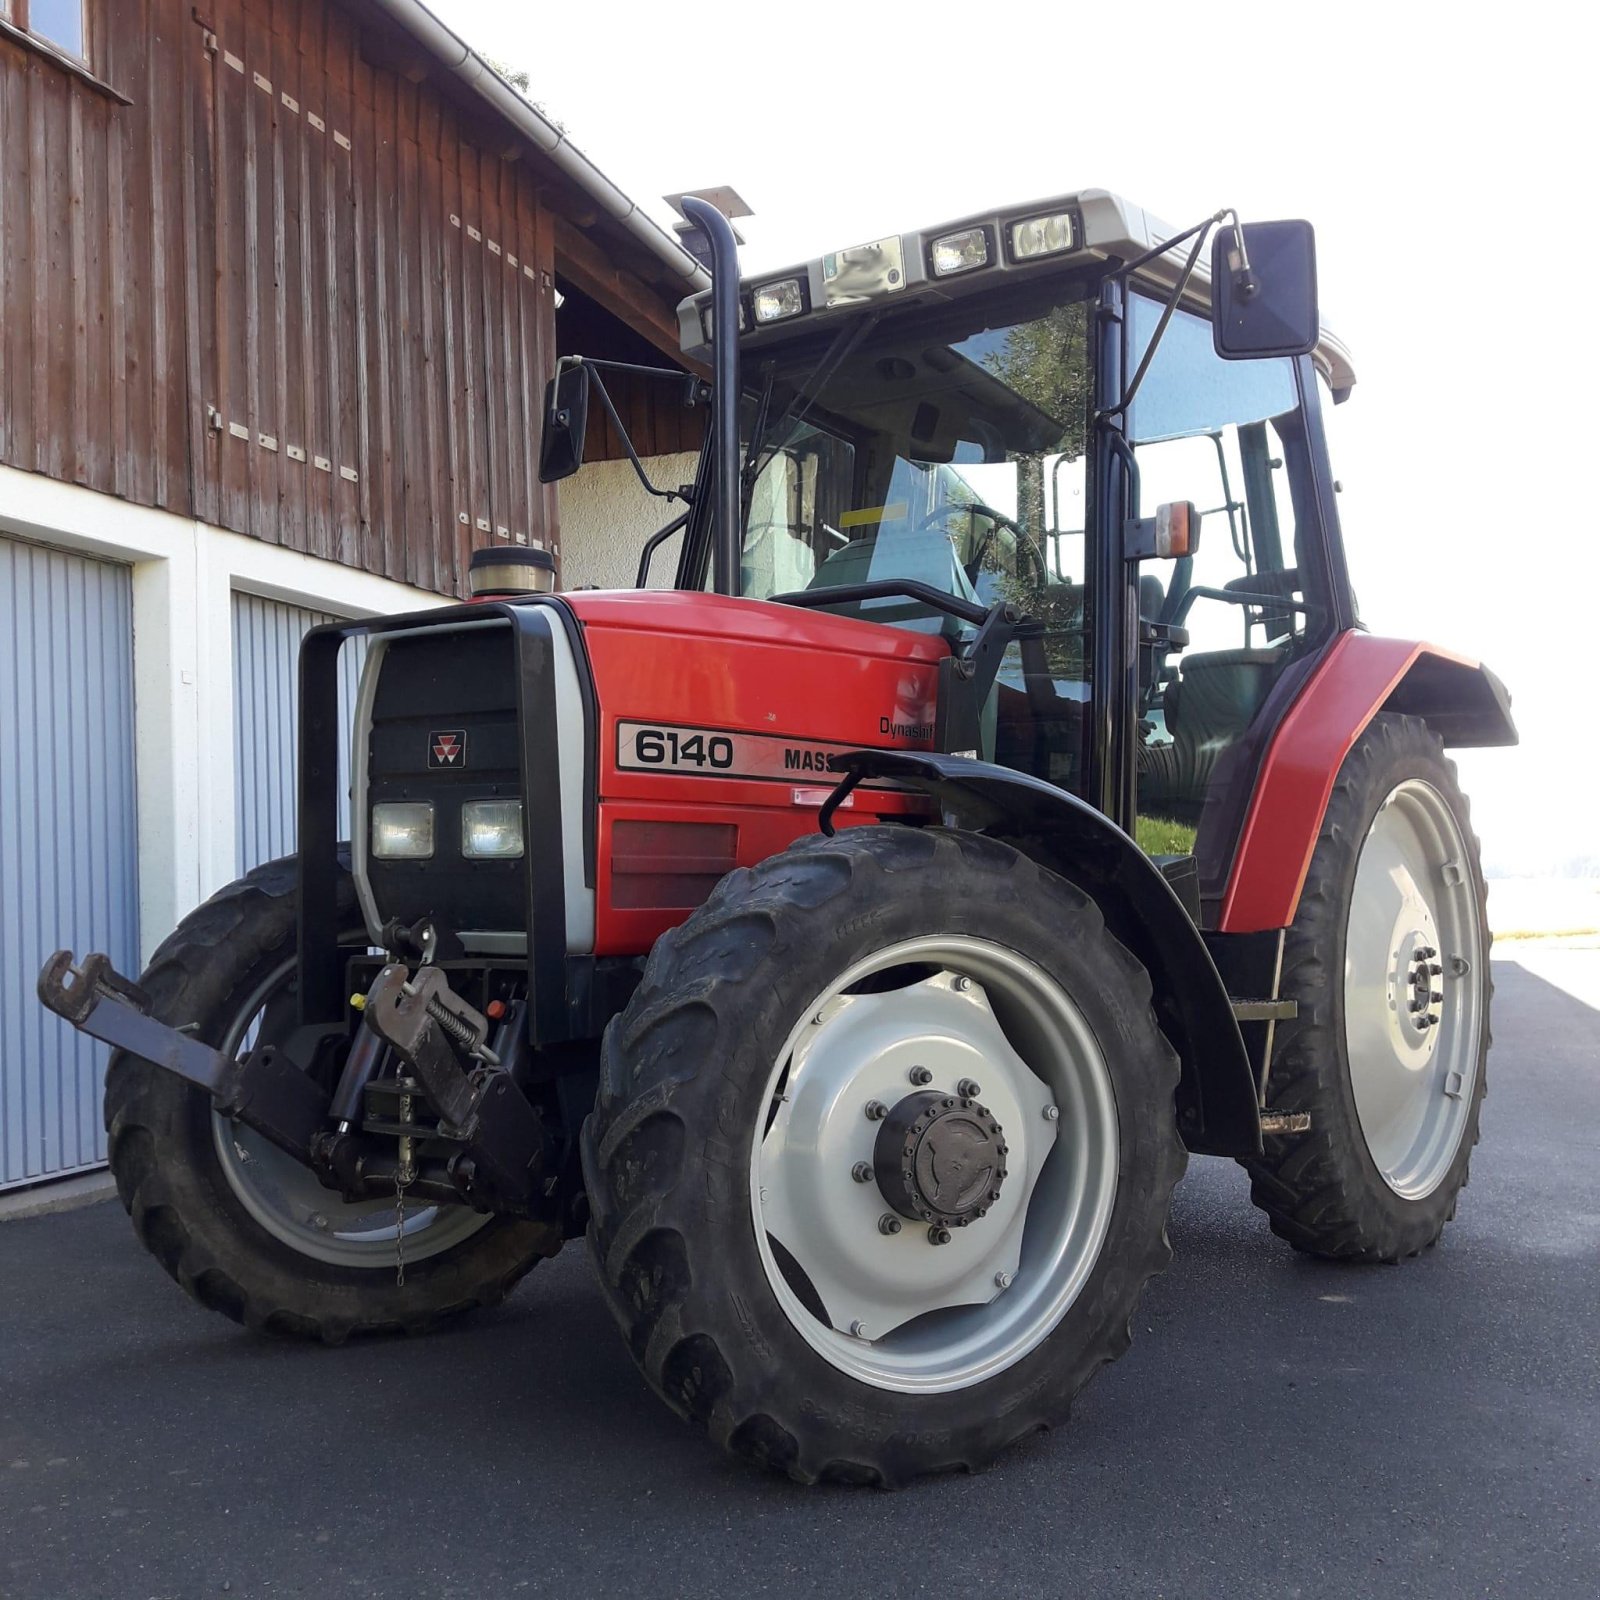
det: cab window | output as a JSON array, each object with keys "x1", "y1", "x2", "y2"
[{"x1": 1128, "y1": 294, "x2": 1329, "y2": 849}]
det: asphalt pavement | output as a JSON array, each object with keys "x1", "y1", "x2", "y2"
[{"x1": 3, "y1": 950, "x2": 1596, "y2": 1599}]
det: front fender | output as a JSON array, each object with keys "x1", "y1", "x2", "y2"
[{"x1": 833, "y1": 749, "x2": 1262, "y2": 1158}]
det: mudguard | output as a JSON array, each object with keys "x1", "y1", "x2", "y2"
[
  {"x1": 1219, "y1": 634, "x2": 1516, "y2": 934},
  {"x1": 833, "y1": 749, "x2": 1262, "y2": 1158}
]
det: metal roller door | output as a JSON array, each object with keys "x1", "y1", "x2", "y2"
[
  {"x1": 0, "y1": 537, "x2": 140, "y2": 1188},
  {"x1": 232, "y1": 591, "x2": 366, "y2": 874}
]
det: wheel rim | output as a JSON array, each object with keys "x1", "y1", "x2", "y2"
[
  {"x1": 211, "y1": 954, "x2": 491, "y2": 1269},
  {"x1": 750, "y1": 935, "x2": 1119, "y2": 1394},
  {"x1": 1344, "y1": 779, "x2": 1484, "y2": 1199}
]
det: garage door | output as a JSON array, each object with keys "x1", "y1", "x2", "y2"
[
  {"x1": 0, "y1": 537, "x2": 139, "y2": 1188},
  {"x1": 232, "y1": 592, "x2": 366, "y2": 874}
]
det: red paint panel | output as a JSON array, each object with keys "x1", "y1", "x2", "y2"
[
  {"x1": 596, "y1": 798, "x2": 917, "y2": 954},
  {"x1": 1218, "y1": 632, "x2": 1479, "y2": 933},
  {"x1": 569, "y1": 592, "x2": 946, "y2": 954}
]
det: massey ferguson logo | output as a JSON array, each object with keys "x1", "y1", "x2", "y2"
[{"x1": 429, "y1": 730, "x2": 466, "y2": 768}]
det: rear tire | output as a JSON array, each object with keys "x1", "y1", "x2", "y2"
[
  {"x1": 104, "y1": 857, "x2": 559, "y2": 1341},
  {"x1": 1244, "y1": 714, "x2": 1492, "y2": 1261},
  {"x1": 582, "y1": 825, "x2": 1185, "y2": 1486}
]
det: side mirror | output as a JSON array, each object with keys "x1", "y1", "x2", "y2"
[
  {"x1": 1212, "y1": 220, "x2": 1319, "y2": 360},
  {"x1": 538, "y1": 364, "x2": 591, "y2": 483}
]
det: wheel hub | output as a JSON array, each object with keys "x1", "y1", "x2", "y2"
[
  {"x1": 1402, "y1": 939, "x2": 1444, "y2": 1034},
  {"x1": 874, "y1": 1090, "x2": 1008, "y2": 1226}
]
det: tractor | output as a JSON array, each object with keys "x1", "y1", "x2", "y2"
[{"x1": 41, "y1": 192, "x2": 1515, "y2": 1486}]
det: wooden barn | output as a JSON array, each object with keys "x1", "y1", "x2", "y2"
[{"x1": 0, "y1": 0, "x2": 708, "y2": 1192}]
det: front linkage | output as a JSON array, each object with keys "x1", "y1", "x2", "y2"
[{"x1": 38, "y1": 944, "x2": 554, "y2": 1220}]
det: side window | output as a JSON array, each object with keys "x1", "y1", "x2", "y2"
[
  {"x1": 4, "y1": 1, "x2": 88, "y2": 60},
  {"x1": 1128, "y1": 295, "x2": 1327, "y2": 853}
]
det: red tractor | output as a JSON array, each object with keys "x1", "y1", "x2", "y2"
[{"x1": 42, "y1": 193, "x2": 1514, "y2": 1486}]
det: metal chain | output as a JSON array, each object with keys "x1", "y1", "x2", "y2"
[
  {"x1": 393, "y1": 1075, "x2": 416, "y2": 1288},
  {"x1": 393, "y1": 1170, "x2": 407, "y2": 1288}
]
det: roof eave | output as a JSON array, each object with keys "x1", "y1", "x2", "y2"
[{"x1": 363, "y1": 0, "x2": 711, "y2": 295}]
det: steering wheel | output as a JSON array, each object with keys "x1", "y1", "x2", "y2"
[{"x1": 906, "y1": 502, "x2": 1049, "y2": 589}]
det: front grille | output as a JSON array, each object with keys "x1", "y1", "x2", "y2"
[{"x1": 362, "y1": 626, "x2": 528, "y2": 937}]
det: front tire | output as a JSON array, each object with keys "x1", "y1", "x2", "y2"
[
  {"x1": 104, "y1": 857, "x2": 560, "y2": 1341},
  {"x1": 1244, "y1": 714, "x2": 1492, "y2": 1261},
  {"x1": 582, "y1": 826, "x2": 1186, "y2": 1486}
]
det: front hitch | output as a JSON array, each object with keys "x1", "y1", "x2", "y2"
[
  {"x1": 38, "y1": 950, "x2": 332, "y2": 1163},
  {"x1": 38, "y1": 949, "x2": 552, "y2": 1218}
]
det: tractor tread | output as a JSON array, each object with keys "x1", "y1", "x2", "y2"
[
  {"x1": 584, "y1": 825, "x2": 1185, "y2": 1487},
  {"x1": 1242, "y1": 714, "x2": 1492, "y2": 1263},
  {"x1": 105, "y1": 856, "x2": 554, "y2": 1342}
]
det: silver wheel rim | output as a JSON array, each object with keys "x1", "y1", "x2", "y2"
[
  {"x1": 211, "y1": 954, "x2": 491, "y2": 1268},
  {"x1": 1344, "y1": 779, "x2": 1484, "y2": 1199},
  {"x1": 750, "y1": 934, "x2": 1119, "y2": 1394}
]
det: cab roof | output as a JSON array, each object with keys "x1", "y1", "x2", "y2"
[{"x1": 677, "y1": 188, "x2": 1356, "y2": 400}]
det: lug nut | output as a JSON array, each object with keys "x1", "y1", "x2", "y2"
[
  {"x1": 1043, "y1": 1104, "x2": 1060, "y2": 1122},
  {"x1": 957, "y1": 1078, "x2": 981, "y2": 1100},
  {"x1": 878, "y1": 1214, "x2": 902, "y2": 1236},
  {"x1": 1431, "y1": 990, "x2": 1444, "y2": 1004},
  {"x1": 908, "y1": 1065, "x2": 933, "y2": 1086},
  {"x1": 852, "y1": 1161, "x2": 874, "y2": 1184},
  {"x1": 994, "y1": 1270, "x2": 1012, "y2": 1289},
  {"x1": 927, "y1": 1225, "x2": 952, "y2": 1246},
  {"x1": 864, "y1": 1100, "x2": 888, "y2": 1121}
]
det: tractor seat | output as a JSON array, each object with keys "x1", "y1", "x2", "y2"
[{"x1": 1140, "y1": 646, "x2": 1286, "y2": 820}]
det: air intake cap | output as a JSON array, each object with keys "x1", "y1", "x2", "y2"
[{"x1": 469, "y1": 544, "x2": 556, "y2": 598}]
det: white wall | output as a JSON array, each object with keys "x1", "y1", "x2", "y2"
[
  {"x1": 557, "y1": 451, "x2": 700, "y2": 590},
  {"x1": 0, "y1": 463, "x2": 447, "y2": 964}
]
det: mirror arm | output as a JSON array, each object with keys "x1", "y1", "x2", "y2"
[
  {"x1": 577, "y1": 363, "x2": 685, "y2": 504},
  {"x1": 1097, "y1": 218, "x2": 1215, "y2": 423},
  {"x1": 1217, "y1": 207, "x2": 1258, "y2": 302}
]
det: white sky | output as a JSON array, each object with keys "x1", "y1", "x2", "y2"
[{"x1": 439, "y1": 0, "x2": 1599, "y2": 875}]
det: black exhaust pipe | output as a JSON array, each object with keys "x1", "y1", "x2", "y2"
[{"x1": 679, "y1": 195, "x2": 742, "y2": 598}]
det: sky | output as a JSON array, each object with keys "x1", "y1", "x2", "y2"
[{"x1": 437, "y1": 0, "x2": 1598, "y2": 876}]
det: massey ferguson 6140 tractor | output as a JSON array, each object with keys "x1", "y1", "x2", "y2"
[{"x1": 42, "y1": 192, "x2": 1515, "y2": 1486}]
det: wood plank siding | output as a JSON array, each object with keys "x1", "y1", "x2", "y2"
[{"x1": 0, "y1": 0, "x2": 692, "y2": 594}]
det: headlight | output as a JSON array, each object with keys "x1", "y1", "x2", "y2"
[
  {"x1": 462, "y1": 800, "x2": 524, "y2": 859},
  {"x1": 1008, "y1": 212, "x2": 1077, "y2": 261},
  {"x1": 752, "y1": 277, "x2": 806, "y2": 323},
  {"x1": 372, "y1": 802, "x2": 434, "y2": 859},
  {"x1": 929, "y1": 226, "x2": 990, "y2": 277}
]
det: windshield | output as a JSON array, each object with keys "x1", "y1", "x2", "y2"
[{"x1": 734, "y1": 284, "x2": 1095, "y2": 636}]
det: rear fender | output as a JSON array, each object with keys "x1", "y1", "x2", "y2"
[
  {"x1": 1219, "y1": 634, "x2": 1516, "y2": 934},
  {"x1": 834, "y1": 750, "x2": 1262, "y2": 1158}
]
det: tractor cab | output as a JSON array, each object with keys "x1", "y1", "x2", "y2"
[{"x1": 547, "y1": 190, "x2": 1356, "y2": 907}]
